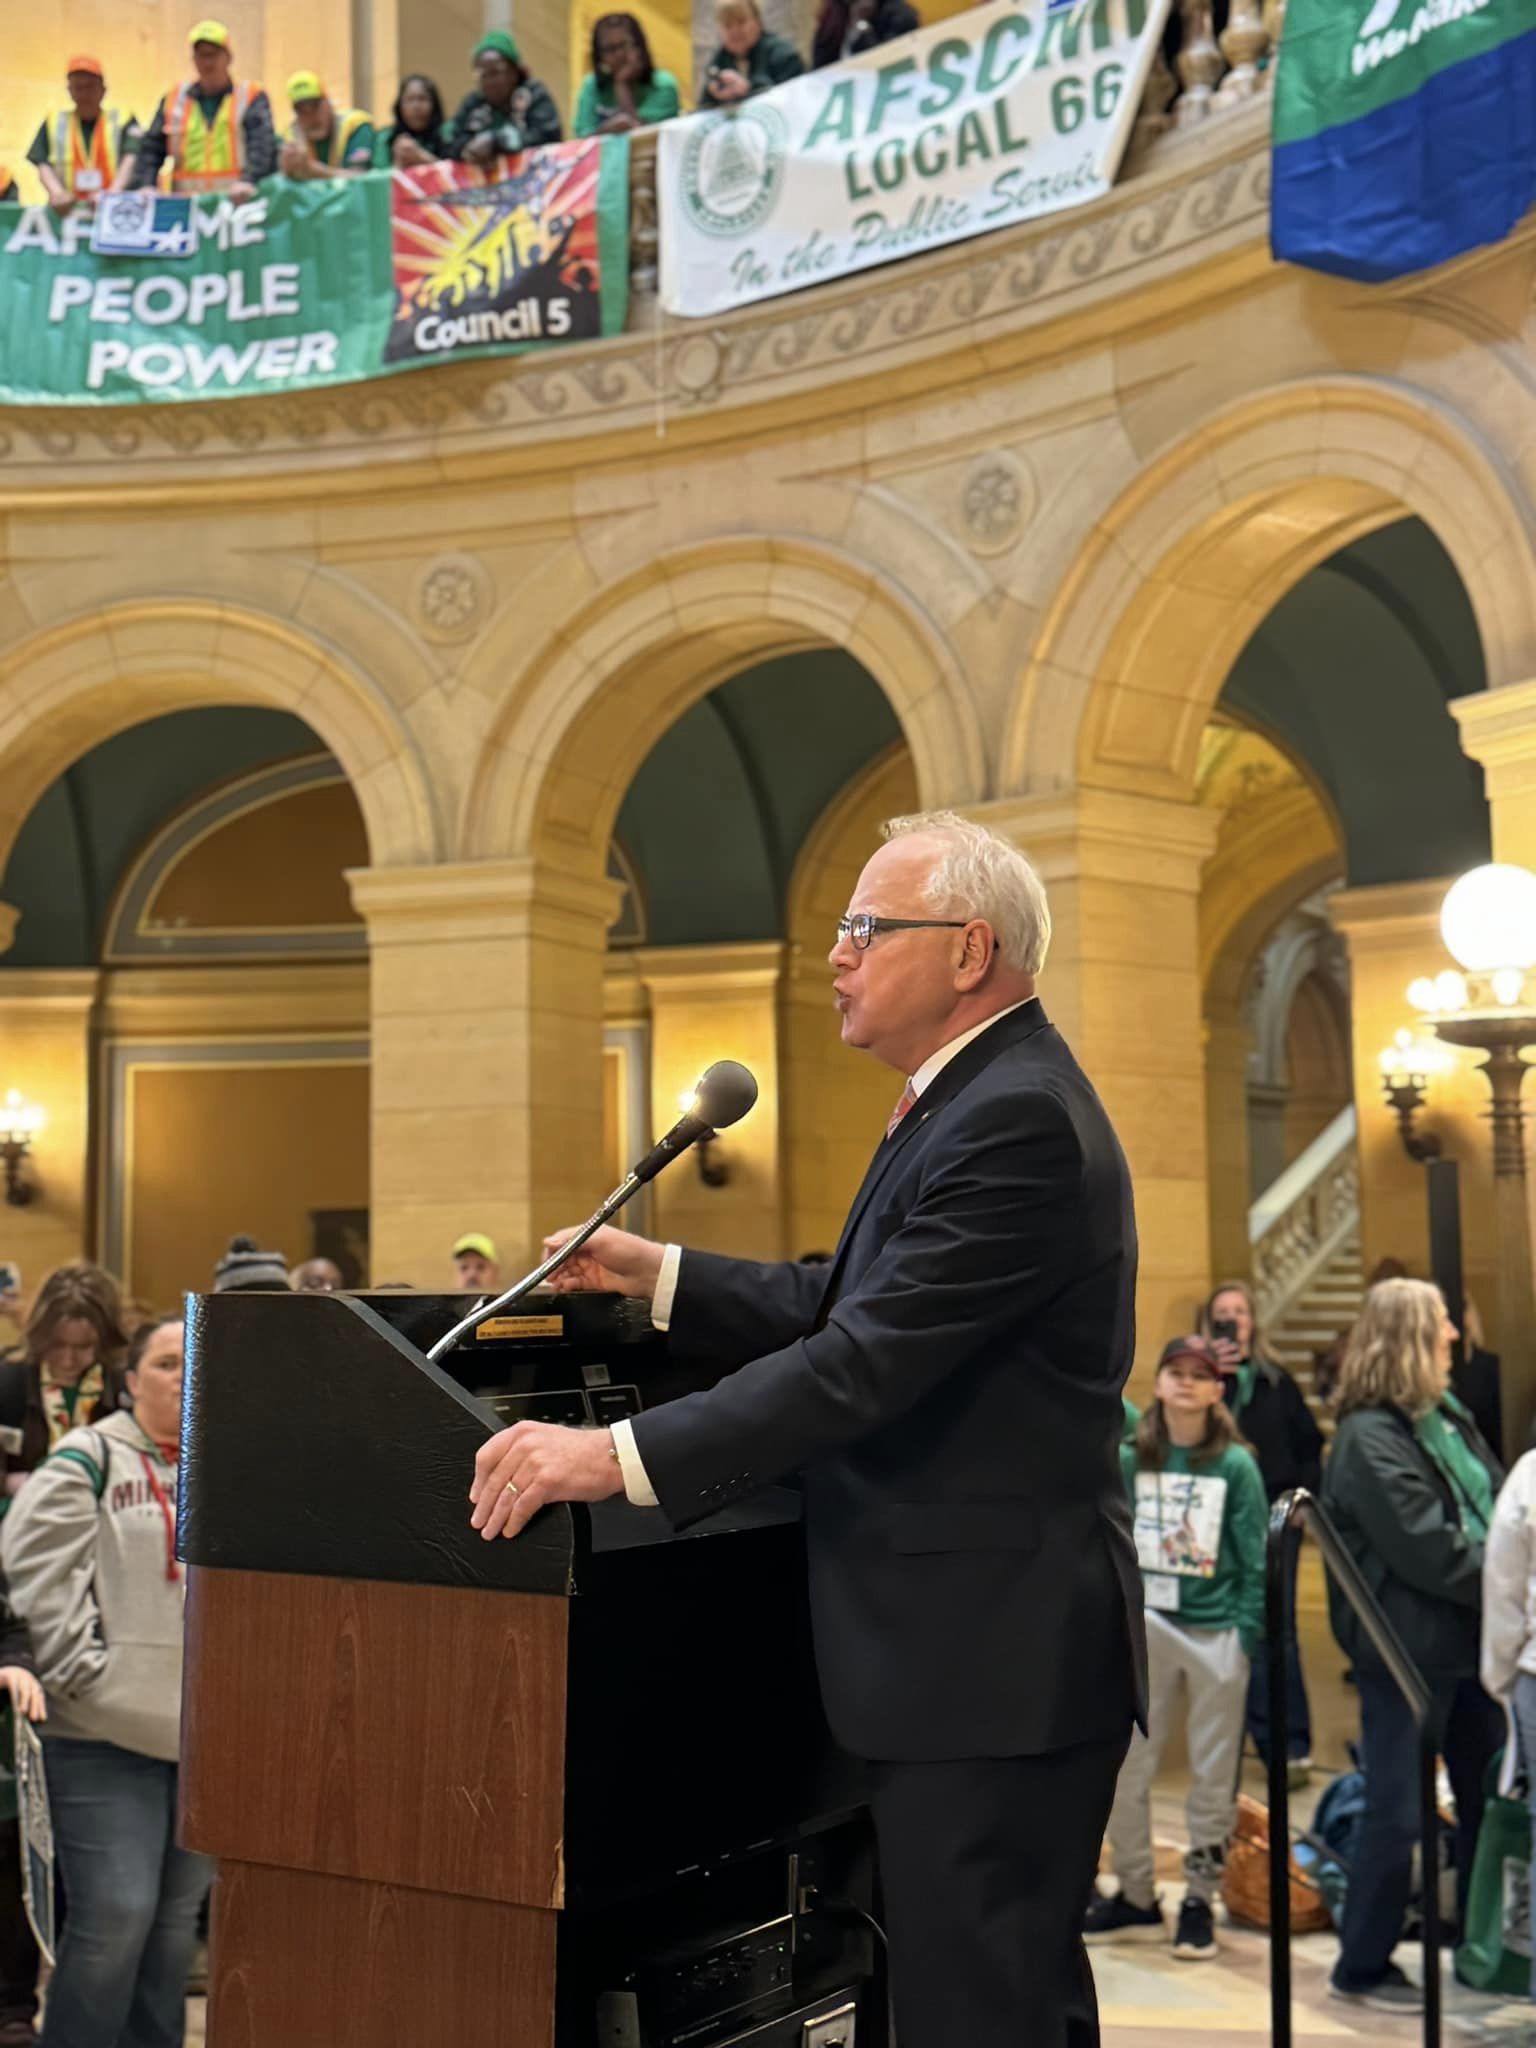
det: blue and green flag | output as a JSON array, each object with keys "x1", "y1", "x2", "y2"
[{"x1": 1271, "y1": 0, "x2": 1536, "y2": 283}]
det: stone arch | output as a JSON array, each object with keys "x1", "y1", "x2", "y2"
[
  {"x1": 0, "y1": 602, "x2": 440, "y2": 876},
  {"x1": 1004, "y1": 381, "x2": 1536, "y2": 802},
  {"x1": 460, "y1": 540, "x2": 987, "y2": 872}
]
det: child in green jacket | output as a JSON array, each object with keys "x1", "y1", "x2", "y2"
[{"x1": 1085, "y1": 1334, "x2": 1268, "y2": 1962}]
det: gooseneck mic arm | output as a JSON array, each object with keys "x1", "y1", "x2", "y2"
[{"x1": 425, "y1": 1060, "x2": 758, "y2": 1363}]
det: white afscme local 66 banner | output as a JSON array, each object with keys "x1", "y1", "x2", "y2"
[{"x1": 659, "y1": 0, "x2": 1174, "y2": 318}]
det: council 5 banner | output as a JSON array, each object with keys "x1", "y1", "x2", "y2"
[
  {"x1": 1272, "y1": 0, "x2": 1536, "y2": 283},
  {"x1": 0, "y1": 142, "x2": 630, "y2": 405},
  {"x1": 658, "y1": 0, "x2": 1172, "y2": 319}
]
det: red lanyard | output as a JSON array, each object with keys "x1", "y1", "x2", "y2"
[{"x1": 135, "y1": 1446, "x2": 180, "y2": 1584}]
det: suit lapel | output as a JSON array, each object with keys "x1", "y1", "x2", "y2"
[{"x1": 824, "y1": 999, "x2": 1051, "y2": 1274}]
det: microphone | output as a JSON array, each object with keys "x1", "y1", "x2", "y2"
[
  {"x1": 630, "y1": 1060, "x2": 758, "y2": 1185},
  {"x1": 426, "y1": 1060, "x2": 759, "y2": 1360}
]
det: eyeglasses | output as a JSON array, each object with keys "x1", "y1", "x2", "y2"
[{"x1": 835, "y1": 914, "x2": 970, "y2": 951}]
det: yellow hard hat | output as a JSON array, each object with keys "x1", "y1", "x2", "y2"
[
  {"x1": 188, "y1": 19, "x2": 231, "y2": 49},
  {"x1": 287, "y1": 68, "x2": 326, "y2": 106}
]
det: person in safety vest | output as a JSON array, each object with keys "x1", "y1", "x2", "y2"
[
  {"x1": 114, "y1": 19, "x2": 276, "y2": 200},
  {"x1": 278, "y1": 71, "x2": 375, "y2": 179},
  {"x1": 28, "y1": 56, "x2": 140, "y2": 213}
]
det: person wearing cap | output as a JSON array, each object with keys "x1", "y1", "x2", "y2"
[
  {"x1": 1085, "y1": 1335, "x2": 1266, "y2": 1963},
  {"x1": 278, "y1": 72, "x2": 375, "y2": 179},
  {"x1": 452, "y1": 1235, "x2": 500, "y2": 1294},
  {"x1": 26, "y1": 56, "x2": 140, "y2": 213},
  {"x1": 212, "y1": 1236, "x2": 291, "y2": 1293},
  {"x1": 450, "y1": 31, "x2": 562, "y2": 168},
  {"x1": 115, "y1": 20, "x2": 276, "y2": 199}
]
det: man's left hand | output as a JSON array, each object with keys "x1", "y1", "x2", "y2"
[{"x1": 470, "y1": 1422, "x2": 625, "y2": 1540}]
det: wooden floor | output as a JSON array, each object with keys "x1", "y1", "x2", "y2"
[{"x1": 178, "y1": 1554, "x2": 1536, "y2": 2045}]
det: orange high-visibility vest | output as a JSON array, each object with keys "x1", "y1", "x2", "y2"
[
  {"x1": 162, "y1": 78, "x2": 260, "y2": 191},
  {"x1": 50, "y1": 106, "x2": 131, "y2": 192}
]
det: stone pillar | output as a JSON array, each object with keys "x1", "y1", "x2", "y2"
[
  {"x1": 349, "y1": 861, "x2": 620, "y2": 1289},
  {"x1": 635, "y1": 943, "x2": 786, "y2": 1260},
  {"x1": 1203, "y1": 997, "x2": 1254, "y2": 1282},
  {"x1": 1246, "y1": 1079, "x2": 1291, "y2": 1200},
  {"x1": 1330, "y1": 879, "x2": 1500, "y2": 1328},
  {"x1": 1452, "y1": 681, "x2": 1536, "y2": 870},
  {"x1": 0, "y1": 905, "x2": 17, "y2": 957},
  {"x1": 0, "y1": 969, "x2": 99, "y2": 1285},
  {"x1": 970, "y1": 791, "x2": 1221, "y2": 1400}
]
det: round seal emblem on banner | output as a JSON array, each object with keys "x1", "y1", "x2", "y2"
[{"x1": 681, "y1": 105, "x2": 789, "y2": 238}]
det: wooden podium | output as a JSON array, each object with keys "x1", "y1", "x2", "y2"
[{"x1": 178, "y1": 1290, "x2": 872, "y2": 2048}]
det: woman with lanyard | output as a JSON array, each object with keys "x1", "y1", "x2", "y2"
[
  {"x1": 1322, "y1": 1277, "x2": 1504, "y2": 2016},
  {"x1": 1202, "y1": 1278, "x2": 1323, "y2": 1785},
  {"x1": 2, "y1": 1317, "x2": 211, "y2": 2048},
  {"x1": 0, "y1": 1263, "x2": 128, "y2": 1509}
]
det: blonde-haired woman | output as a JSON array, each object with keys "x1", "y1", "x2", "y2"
[{"x1": 1321, "y1": 1278, "x2": 1503, "y2": 2015}]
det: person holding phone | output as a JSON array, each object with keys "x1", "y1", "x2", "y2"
[{"x1": 1201, "y1": 1279, "x2": 1323, "y2": 1785}]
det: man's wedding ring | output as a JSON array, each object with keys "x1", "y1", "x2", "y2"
[{"x1": 505, "y1": 1481, "x2": 519, "y2": 1498}]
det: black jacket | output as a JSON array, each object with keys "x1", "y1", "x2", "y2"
[
  {"x1": 449, "y1": 80, "x2": 562, "y2": 158},
  {"x1": 1229, "y1": 1359, "x2": 1324, "y2": 1502},
  {"x1": 1321, "y1": 1402, "x2": 1503, "y2": 1681},
  {"x1": 0, "y1": 1351, "x2": 127, "y2": 1489},
  {"x1": 631, "y1": 1000, "x2": 1146, "y2": 1762},
  {"x1": 812, "y1": 0, "x2": 921, "y2": 67}
]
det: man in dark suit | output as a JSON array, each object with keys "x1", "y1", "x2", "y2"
[{"x1": 470, "y1": 810, "x2": 1146, "y2": 2047}]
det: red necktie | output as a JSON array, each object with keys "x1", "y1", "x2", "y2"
[{"x1": 886, "y1": 1080, "x2": 918, "y2": 1140}]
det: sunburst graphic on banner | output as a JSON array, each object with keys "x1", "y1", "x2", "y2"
[{"x1": 390, "y1": 146, "x2": 602, "y2": 325}]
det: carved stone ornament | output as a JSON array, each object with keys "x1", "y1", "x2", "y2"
[
  {"x1": 671, "y1": 332, "x2": 726, "y2": 406},
  {"x1": 957, "y1": 452, "x2": 1035, "y2": 556},
  {"x1": 414, "y1": 554, "x2": 489, "y2": 644}
]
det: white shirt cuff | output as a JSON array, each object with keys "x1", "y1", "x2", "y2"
[
  {"x1": 651, "y1": 1243, "x2": 683, "y2": 1333},
  {"x1": 609, "y1": 1418, "x2": 659, "y2": 1509}
]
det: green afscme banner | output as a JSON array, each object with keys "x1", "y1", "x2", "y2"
[{"x1": 0, "y1": 144, "x2": 630, "y2": 405}]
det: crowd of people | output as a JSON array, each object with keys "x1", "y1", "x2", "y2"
[
  {"x1": 1, "y1": 1, "x2": 929, "y2": 210},
  {"x1": 0, "y1": 1230, "x2": 503, "y2": 2042},
  {"x1": 4, "y1": 1235, "x2": 1536, "y2": 2032},
  {"x1": 1087, "y1": 1270, "x2": 1536, "y2": 2021}
]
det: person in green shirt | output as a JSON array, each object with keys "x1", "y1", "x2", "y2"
[
  {"x1": 375, "y1": 74, "x2": 453, "y2": 168},
  {"x1": 575, "y1": 15, "x2": 682, "y2": 138},
  {"x1": 450, "y1": 31, "x2": 563, "y2": 166},
  {"x1": 700, "y1": 0, "x2": 806, "y2": 107},
  {"x1": 1085, "y1": 1334, "x2": 1267, "y2": 1964},
  {"x1": 278, "y1": 70, "x2": 376, "y2": 178}
]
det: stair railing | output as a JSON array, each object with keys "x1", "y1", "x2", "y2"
[{"x1": 1249, "y1": 1106, "x2": 1359, "y2": 1330}]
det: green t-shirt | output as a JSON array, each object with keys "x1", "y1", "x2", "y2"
[
  {"x1": 1120, "y1": 1395, "x2": 1140, "y2": 1444},
  {"x1": 573, "y1": 69, "x2": 682, "y2": 138},
  {"x1": 1120, "y1": 1438, "x2": 1268, "y2": 1654},
  {"x1": 1415, "y1": 1393, "x2": 1494, "y2": 1541}
]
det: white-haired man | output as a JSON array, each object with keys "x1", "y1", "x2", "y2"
[{"x1": 470, "y1": 811, "x2": 1146, "y2": 2048}]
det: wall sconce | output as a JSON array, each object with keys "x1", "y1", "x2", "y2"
[
  {"x1": 1, "y1": 1090, "x2": 44, "y2": 1207},
  {"x1": 679, "y1": 1089, "x2": 731, "y2": 1188},
  {"x1": 1377, "y1": 1028, "x2": 1454, "y2": 1163}
]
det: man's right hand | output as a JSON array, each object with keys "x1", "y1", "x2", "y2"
[{"x1": 542, "y1": 1225, "x2": 664, "y2": 1299}]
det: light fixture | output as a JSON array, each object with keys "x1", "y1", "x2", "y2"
[
  {"x1": 1, "y1": 1090, "x2": 44, "y2": 1207},
  {"x1": 1377, "y1": 1029, "x2": 1453, "y2": 1163},
  {"x1": 1401, "y1": 862, "x2": 1536, "y2": 1456}
]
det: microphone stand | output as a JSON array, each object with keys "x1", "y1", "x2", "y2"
[{"x1": 424, "y1": 1165, "x2": 652, "y2": 1363}]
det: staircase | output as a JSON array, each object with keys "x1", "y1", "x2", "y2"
[
  {"x1": 1264, "y1": 1236, "x2": 1367, "y2": 1425},
  {"x1": 1249, "y1": 1106, "x2": 1362, "y2": 1423}
]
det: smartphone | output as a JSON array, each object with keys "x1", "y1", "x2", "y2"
[{"x1": 1211, "y1": 1316, "x2": 1239, "y2": 1345}]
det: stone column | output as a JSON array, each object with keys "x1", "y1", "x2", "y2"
[
  {"x1": 1330, "y1": 879, "x2": 1500, "y2": 1325},
  {"x1": 1203, "y1": 997, "x2": 1255, "y2": 1282},
  {"x1": 349, "y1": 860, "x2": 621, "y2": 1289},
  {"x1": 635, "y1": 942, "x2": 786, "y2": 1260},
  {"x1": 969, "y1": 791, "x2": 1221, "y2": 1400},
  {"x1": 1246, "y1": 1079, "x2": 1292, "y2": 1200},
  {"x1": 1452, "y1": 681, "x2": 1536, "y2": 870},
  {"x1": 0, "y1": 905, "x2": 17, "y2": 958}
]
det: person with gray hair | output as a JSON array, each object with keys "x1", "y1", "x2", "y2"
[{"x1": 466, "y1": 808, "x2": 1144, "y2": 2048}]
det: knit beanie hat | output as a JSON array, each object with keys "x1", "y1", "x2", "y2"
[
  {"x1": 473, "y1": 29, "x2": 521, "y2": 64},
  {"x1": 214, "y1": 1235, "x2": 292, "y2": 1293}
]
